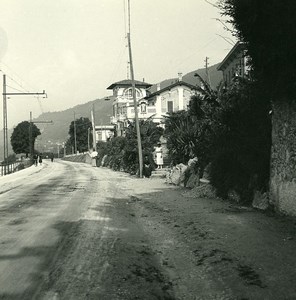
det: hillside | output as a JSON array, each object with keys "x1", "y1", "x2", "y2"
[
  {"x1": 0, "y1": 64, "x2": 222, "y2": 160},
  {"x1": 148, "y1": 63, "x2": 222, "y2": 93},
  {"x1": 0, "y1": 97, "x2": 113, "y2": 160},
  {"x1": 33, "y1": 97, "x2": 113, "y2": 143}
]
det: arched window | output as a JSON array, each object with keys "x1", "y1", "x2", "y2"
[{"x1": 123, "y1": 88, "x2": 142, "y2": 99}]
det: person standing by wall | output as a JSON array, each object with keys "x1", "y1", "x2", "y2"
[
  {"x1": 143, "y1": 154, "x2": 152, "y2": 178},
  {"x1": 90, "y1": 148, "x2": 98, "y2": 167},
  {"x1": 154, "y1": 142, "x2": 164, "y2": 169}
]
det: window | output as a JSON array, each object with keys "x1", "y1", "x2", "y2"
[
  {"x1": 167, "y1": 101, "x2": 174, "y2": 113},
  {"x1": 123, "y1": 88, "x2": 141, "y2": 99},
  {"x1": 140, "y1": 102, "x2": 147, "y2": 113}
]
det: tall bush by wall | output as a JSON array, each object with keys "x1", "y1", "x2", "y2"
[
  {"x1": 164, "y1": 77, "x2": 271, "y2": 203},
  {"x1": 97, "y1": 119, "x2": 163, "y2": 175}
]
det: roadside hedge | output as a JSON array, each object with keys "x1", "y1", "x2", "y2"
[{"x1": 96, "y1": 119, "x2": 163, "y2": 175}]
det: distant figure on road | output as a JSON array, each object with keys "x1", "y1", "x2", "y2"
[
  {"x1": 50, "y1": 153, "x2": 54, "y2": 162},
  {"x1": 33, "y1": 154, "x2": 38, "y2": 167},
  {"x1": 38, "y1": 154, "x2": 43, "y2": 166},
  {"x1": 143, "y1": 154, "x2": 152, "y2": 178},
  {"x1": 154, "y1": 142, "x2": 163, "y2": 169},
  {"x1": 90, "y1": 148, "x2": 98, "y2": 167}
]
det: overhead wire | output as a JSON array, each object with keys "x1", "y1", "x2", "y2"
[{"x1": 0, "y1": 62, "x2": 46, "y2": 116}]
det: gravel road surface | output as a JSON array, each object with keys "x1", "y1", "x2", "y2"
[{"x1": 0, "y1": 160, "x2": 295, "y2": 300}]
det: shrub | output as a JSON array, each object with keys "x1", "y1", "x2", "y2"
[
  {"x1": 209, "y1": 78, "x2": 271, "y2": 202},
  {"x1": 96, "y1": 119, "x2": 163, "y2": 175}
]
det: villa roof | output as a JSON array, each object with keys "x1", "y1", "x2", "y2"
[
  {"x1": 217, "y1": 42, "x2": 246, "y2": 71},
  {"x1": 107, "y1": 79, "x2": 152, "y2": 90},
  {"x1": 145, "y1": 80, "x2": 198, "y2": 99}
]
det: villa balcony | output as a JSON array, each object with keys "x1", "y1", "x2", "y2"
[
  {"x1": 110, "y1": 114, "x2": 127, "y2": 124},
  {"x1": 126, "y1": 106, "x2": 157, "y2": 120}
]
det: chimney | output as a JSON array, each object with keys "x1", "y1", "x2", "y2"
[
  {"x1": 178, "y1": 72, "x2": 183, "y2": 81},
  {"x1": 157, "y1": 83, "x2": 161, "y2": 91}
]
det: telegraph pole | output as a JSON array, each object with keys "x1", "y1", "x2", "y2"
[
  {"x1": 204, "y1": 56, "x2": 212, "y2": 88},
  {"x1": 127, "y1": 0, "x2": 143, "y2": 178},
  {"x1": 29, "y1": 112, "x2": 33, "y2": 158},
  {"x1": 2, "y1": 74, "x2": 46, "y2": 174},
  {"x1": 91, "y1": 104, "x2": 97, "y2": 151},
  {"x1": 2, "y1": 75, "x2": 8, "y2": 174},
  {"x1": 29, "y1": 111, "x2": 53, "y2": 157},
  {"x1": 74, "y1": 112, "x2": 77, "y2": 154},
  {"x1": 88, "y1": 127, "x2": 90, "y2": 151}
]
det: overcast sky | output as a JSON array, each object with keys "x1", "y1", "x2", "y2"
[{"x1": 0, "y1": 0, "x2": 235, "y2": 127}]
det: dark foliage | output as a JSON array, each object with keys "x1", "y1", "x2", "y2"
[
  {"x1": 10, "y1": 121, "x2": 41, "y2": 156},
  {"x1": 96, "y1": 119, "x2": 163, "y2": 175},
  {"x1": 164, "y1": 75, "x2": 220, "y2": 172},
  {"x1": 219, "y1": 0, "x2": 296, "y2": 101},
  {"x1": 164, "y1": 74, "x2": 271, "y2": 203},
  {"x1": 67, "y1": 117, "x2": 92, "y2": 153},
  {"x1": 209, "y1": 78, "x2": 271, "y2": 201}
]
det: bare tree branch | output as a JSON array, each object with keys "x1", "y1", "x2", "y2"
[
  {"x1": 216, "y1": 34, "x2": 236, "y2": 45},
  {"x1": 204, "y1": 0, "x2": 220, "y2": 9},
  {"x1": 212, "y1": 18, "x2": 236, "y2": 34}
]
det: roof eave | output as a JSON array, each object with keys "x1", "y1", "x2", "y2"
[
  {"x1": 145, "y1": 81, "x2": 197, "y2": 99},
  {"x1": 217, "y1": 42, "x2": 246, "y2": 71}
]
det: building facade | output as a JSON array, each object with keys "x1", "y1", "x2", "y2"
[
  {"x1": 95, "y1": 125, "x2": 115, "y2": 142},
  {"x1": 107, "y1": 77, "x2": 199, "y2": 134},
  {"x1": 107, "y1": 79, "x2": 152, "y2": 136},
  {"x1": 217, "y1": 42, "x2": 249, "y2": 85},
  {"x1": 144, "y1": 78, "x2": 199, "y2": 126}
]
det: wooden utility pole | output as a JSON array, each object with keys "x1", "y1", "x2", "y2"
[
  {"x1": 91, "y1": 104, "x2": 97, "y2": 151},
  {"x1": 2, "y1": 74, "x2": 46, "y2": 174},
  {"x1": 88, "y1": 127, "x2": 91, "y2": 151},
  {"x1": 29, "y1": 112, "x2": 33, "y2": 158},
  {"x1": 2, "y1": 75, "x2": 8, "y2": 174},
  {"x1": 29, "y1": 111, "x2": 53, "y2": 157},
  {"x1": 127, "y1": 0, "x2": 143, "y2": 178},
  {"x1": 204, "y1": 56, "x2": 212, "y2": 88},
  {"x1": 74, "y1": 112, "x2": 77, "y2": 154}
]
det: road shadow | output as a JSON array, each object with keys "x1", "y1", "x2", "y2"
[{"x1": 0, "y1": 192, "x2": 176, "y2": 300}]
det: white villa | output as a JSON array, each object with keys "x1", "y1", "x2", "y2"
[{"x1": 107, "y1": 75, "x2": 199, "y2": 135}]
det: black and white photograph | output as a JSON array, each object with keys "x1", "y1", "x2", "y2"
[{"x1": 0, "y1": 0, "x2": 296, "y2": 299}]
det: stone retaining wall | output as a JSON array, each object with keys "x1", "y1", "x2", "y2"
[{"x1": 270, "y1": 101, "x2": 296, "y2": 216}]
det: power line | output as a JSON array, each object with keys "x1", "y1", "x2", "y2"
[
  {"x1": 5, "y1": 85, "x2": 26, "y2": 93},
  {"x1": 0, "y1": 62, "x2": 47, "y2": 117},
  {"x1": 173, "y1": 37, "x2": 217, "y2": 69}
]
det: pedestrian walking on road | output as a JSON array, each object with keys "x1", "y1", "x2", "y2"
[
  {"x1": 33, "y1": 154, "x2": 38, "y2": 166},
  {"x1": 38, "y1": 154, "x2": 43, "y2": 166}
]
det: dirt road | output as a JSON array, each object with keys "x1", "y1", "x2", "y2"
[{"x1": 0, "y1": 160, "x2": 295, "y2": 299}]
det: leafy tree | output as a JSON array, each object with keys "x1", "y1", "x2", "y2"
[
  {"x1": 164, "y1": 110, "x2": 196, "y2": 165},
  {"x1": 10, "y1": 121, "x2": 41, "y2": 157},
  {"x1": 123, "y1": 119, "x2": 163, "y2": 173},
  {"x1": 164, "y1": 75, "x2": 220, "y2": 172},
  {"x1": 219, "y1": 0, "x2": 296, "y2": 100},
  {"x1": 164, "y1": 73, "x2": 271, "y2": 203},
  {"x1": 68, "y1": 117, "x2": 92, "y2": 153},
  {"x1": 219, "y1": 1, "x2": 296, "y2": 208},
  {"x1": 210, "y1": 78, "x2": 271, "y2": 201},
  {"x1": 96, "y1": 119, "x2": 163, "y2": 174}
]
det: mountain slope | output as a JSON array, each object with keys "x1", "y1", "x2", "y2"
[
  {"x1": 0, "y1": 97, "x2": 113, "y2": 159},
  {"x1": 148, "y1": 63, "x2": 222, "y2": 93}
]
